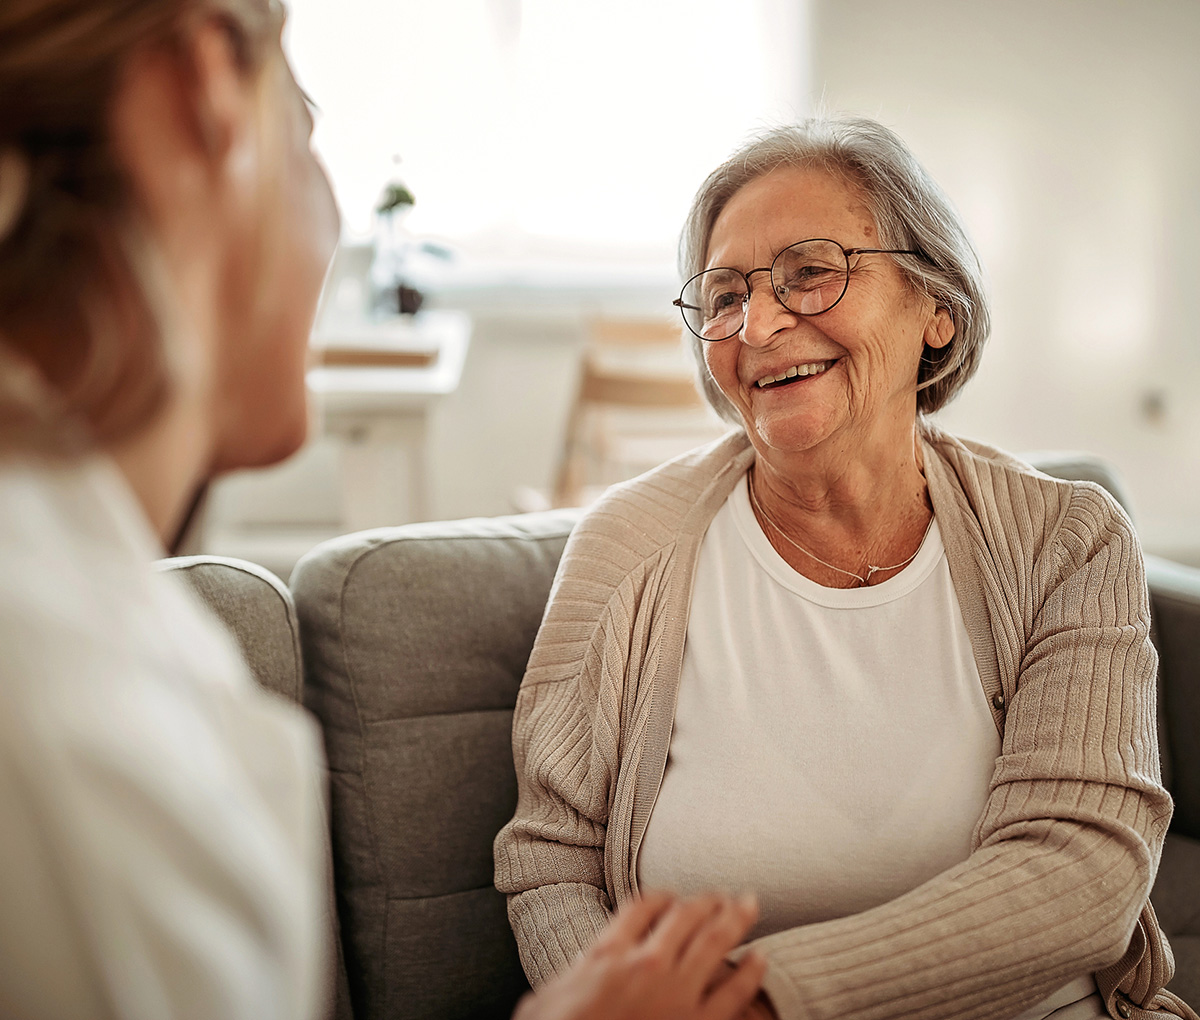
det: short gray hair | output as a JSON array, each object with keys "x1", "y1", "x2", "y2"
[{"x1": 679, "y1": 117, "x2": 990, "y2": 423}]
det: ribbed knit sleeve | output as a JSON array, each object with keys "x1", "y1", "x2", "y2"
[
  {"x1": 493, "y1": 505, "x2": 679, "y2": 985},
  {"x1": 494, "y1": 438, "x2": 750, "y2": 987},
  {"x1": 741, "y1": 480, "x2": 1175, "y2": 1020},
  {"x1": 494, "y1": 671, "x2": 614, "y2": 985}
]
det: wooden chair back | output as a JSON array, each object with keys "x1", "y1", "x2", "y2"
[{"x1": 551, "y1": 317, "x2": 723, "y2": 507}]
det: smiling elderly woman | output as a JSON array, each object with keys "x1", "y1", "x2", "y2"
[{"x1": 494, "y1": 118, "x2": 1197, "y2": 1020}]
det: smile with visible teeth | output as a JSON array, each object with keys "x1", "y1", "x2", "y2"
[{"x1": 755, "y1": 359, "x2": 837, "y2": 388}]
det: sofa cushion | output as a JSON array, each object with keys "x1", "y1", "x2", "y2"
[
  {"x1": 291, "y1": 511, "x2": 578, "y2": 1020},
  {"x1": 1155, "y1": 832, "x2": 1200, "y2": 1006}
]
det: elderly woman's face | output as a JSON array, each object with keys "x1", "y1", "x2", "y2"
[{"x1": 702, "y1": 167, "x2": 951, "y2": 461}]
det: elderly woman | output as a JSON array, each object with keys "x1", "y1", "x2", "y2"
[
  {"x1": 495, "y1": 118, "x2": 1196, "y2": 1020},
  {"x1": 0, "y1": 2, "x2": 767, "y2": 1017}
]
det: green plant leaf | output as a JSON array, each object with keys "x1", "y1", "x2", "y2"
[{"x1": 376, "y1": 181, "x2": 416, "y2": 215}]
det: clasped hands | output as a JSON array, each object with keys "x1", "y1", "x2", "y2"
[{"x1": 515, "y1": 891, "x2": 778, "y2": 1020}]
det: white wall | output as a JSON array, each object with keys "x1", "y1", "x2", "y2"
[
  {"x1": 207, "y1": 1, "x2": 1200, "y2": 574},
  {"x1": 809, "y1": 0, "x2": 1200, "y2": 562}
]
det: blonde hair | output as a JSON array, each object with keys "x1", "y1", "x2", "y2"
[{"x1": 0, "y1": 0, "x2": 285, "y2": 453}]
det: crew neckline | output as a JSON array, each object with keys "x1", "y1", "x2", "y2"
[{"x1": 729, "y1": 470, "x2": 945, "y2": 609}]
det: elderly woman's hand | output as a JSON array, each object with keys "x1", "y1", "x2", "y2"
[{"x1": 513, "y1": 891, "x2": 767, "y2": 1020}]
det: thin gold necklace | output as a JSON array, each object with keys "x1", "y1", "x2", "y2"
[{"x1": 747, "y1": 468, "x2": 934, "y2": 587}]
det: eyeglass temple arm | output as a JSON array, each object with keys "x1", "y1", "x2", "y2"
[{"x1": 672, "y1": 298, "x2": 702, "y2": 311}]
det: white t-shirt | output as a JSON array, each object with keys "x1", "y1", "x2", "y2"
[
  {"x1": 0, "y1": 455, "x2": 328, "y2": 1020},
  {"x1": 637, "y1": 472, "x2": 1103, "y2": 1019}
]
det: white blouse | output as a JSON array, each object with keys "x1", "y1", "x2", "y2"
[{"x1": 0, "y1": 455, "x2": 328, "y2": 1020}]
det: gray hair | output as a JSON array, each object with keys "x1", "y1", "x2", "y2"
[{"x1": 679, "y1": 117, "x2": 990, "y2": 423}]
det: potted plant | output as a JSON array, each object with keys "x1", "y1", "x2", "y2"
[{"x1": 371, "y1": 179, "x2": 423, "y2": 315}]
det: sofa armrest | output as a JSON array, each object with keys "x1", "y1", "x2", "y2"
[{"x1": 157, "y1": 554, "x2": 303, "y2": 704}]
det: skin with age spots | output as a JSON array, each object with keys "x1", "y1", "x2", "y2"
[{"x1": 701, "y1": 166, "x2": 955, "y2": 588}]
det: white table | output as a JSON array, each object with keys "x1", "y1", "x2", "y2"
[{"x1": 308, "y1": 309, "x2": 470, "y2": 531}]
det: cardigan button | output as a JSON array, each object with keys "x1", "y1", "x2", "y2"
[
  {"x1": 1116, "y1": 996, "x2": 1133, "y2": 1018},
  {"x1": 991, "y1": 692, "x2": 1006, "y2": 711}
]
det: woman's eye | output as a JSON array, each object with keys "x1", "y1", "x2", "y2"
[
  {"x1": 789, "y1": 264, "x2": 837, "y2": 286},
  {"x1": 710, "y1": 291, "x2": 743, "y2": 312}
]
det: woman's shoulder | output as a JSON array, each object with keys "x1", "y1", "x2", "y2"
[
  {"x1": 923, "y1": 422, "x2": 1055, "y2": 489},
  {"x1": 0, "y1": 453, "x2": 254, "y2": 696},
  {"x1": 922, "y1": 423, "x2": 1139, "y2": 565},
  {"x1": 523, "y1": 432, "x2": 752, "y2": 693},
  {"x1": 0, "y1": 453, "x2": 317, "y2": 779},
  {"x1": 0, "y1": 454, "x2": 148, "y2": 589}
]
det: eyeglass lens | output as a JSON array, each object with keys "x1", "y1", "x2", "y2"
[{"x1": 678, "y1": 239, "x2": 851, "y2": 341}]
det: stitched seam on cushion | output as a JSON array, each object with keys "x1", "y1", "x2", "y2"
[
  {"x1": 385, "y1": 884, "x2": 535, "y2": 904},
  {"x1": 349, "y1": 528, "x2": 575, "y2": 550},
  {"x1": 362, "y1": 706, "x2": 515, "y2": 724},
  {"x1": 176, "y1": 560, "x2": 304, "y2": 701},
  {"x1": 341, "y1": 530, "x2": 579, "y2": 699},
  {"x1": 334, "y1": 542, "x2": 389, "y2": 968}
]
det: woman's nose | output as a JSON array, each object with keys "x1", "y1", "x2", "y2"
[{"x1": 740, "y1": 280, "x2": 795, "y2": 347}]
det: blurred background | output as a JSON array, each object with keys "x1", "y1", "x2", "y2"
[{"x1": 200, "y1": 0, "x2": 1200, "y2": 578}]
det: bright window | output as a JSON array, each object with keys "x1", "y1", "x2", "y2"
[{"x1": 283, "y1": 0, "x2": 808, "y2": 265}]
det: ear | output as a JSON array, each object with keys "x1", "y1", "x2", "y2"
[
  {"x1": 924, "y1": 305, "x2": 955, "y2": 350},
  {"x1": 109, "y1": 19, "x2": 259, "y2": 240},
  {"x1": 186, "y1": 20, "x2": 260, "y2": 169}
]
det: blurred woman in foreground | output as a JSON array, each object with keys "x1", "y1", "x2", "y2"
[{"x1": 0, "y1": 2, "x2": 763, "y2": 1017}]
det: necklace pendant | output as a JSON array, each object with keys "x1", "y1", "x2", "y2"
[{"x1": 747, "y1": 466, "x2": 932, "y2": 589}]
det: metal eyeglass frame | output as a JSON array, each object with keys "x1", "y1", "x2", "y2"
[{"x1": 672, "y1": 238, "x2": 920, "y2": 342}]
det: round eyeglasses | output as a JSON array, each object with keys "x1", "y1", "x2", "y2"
[{"x1": 673, "y1": 238, "x2": 920, "y2": 342}]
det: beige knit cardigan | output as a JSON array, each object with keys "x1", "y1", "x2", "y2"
[{"x1": 494, "y1": 425, "x2": 1195, "y2": 1020}]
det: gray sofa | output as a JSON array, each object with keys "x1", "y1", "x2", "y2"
[{"x1": 162, "y1": 459, "x2": 1200, "y2": 1020}]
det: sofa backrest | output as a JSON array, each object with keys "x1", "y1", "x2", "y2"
[{"x1": 290, "y1": 511, "x2": 579, "y2": 1020}]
